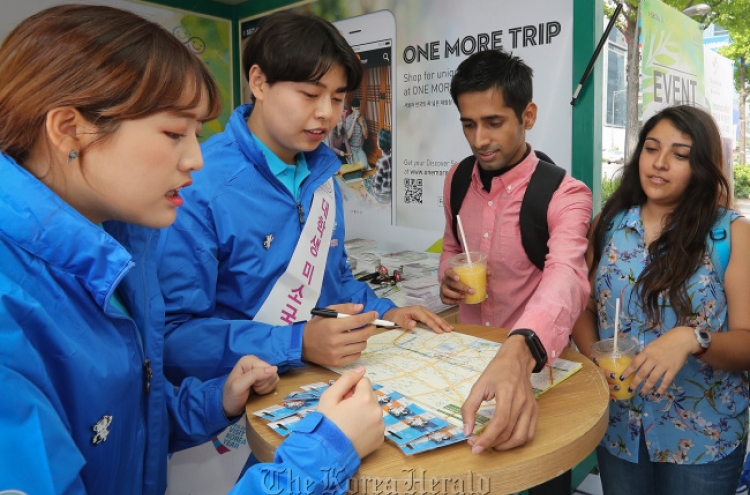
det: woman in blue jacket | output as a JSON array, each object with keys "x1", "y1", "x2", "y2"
[{"x1": 0, "y1": 5, "x2": 384, "y2": 495}]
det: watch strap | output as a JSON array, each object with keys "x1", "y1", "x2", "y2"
[
  {"x1": 693, "y1": 347, "x2": 708, "y2": 359},
  {"x1": 508, "y1": 329, "x2": 548, "y2": 373}
]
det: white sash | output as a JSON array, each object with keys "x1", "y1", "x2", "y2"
[
  {"x1": 165, "y1": 179, "x2": 336, "y2": 495},
  {"x1": 254, "y1": 178, "x2": 336, "y2": 325}
]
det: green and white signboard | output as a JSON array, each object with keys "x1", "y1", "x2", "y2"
[{"x1": 640, "y1": 0, "x2": 705, "y2": 120}]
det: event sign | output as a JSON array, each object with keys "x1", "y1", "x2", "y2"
[{"x1": 640, "y1": 0, "x2": 705, "y2": 121}]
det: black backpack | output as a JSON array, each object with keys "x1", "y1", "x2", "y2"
[{"x1": 449, "y1": 151, "x2": 566, "y2": 271}]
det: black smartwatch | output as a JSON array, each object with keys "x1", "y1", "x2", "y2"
[{"x1": 508, "y1": 329, "x2": 548, "y2": 373}]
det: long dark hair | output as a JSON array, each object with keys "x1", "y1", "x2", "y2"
[{"x1": 591, "y1": 105, "x2": 730, "y2": 325}]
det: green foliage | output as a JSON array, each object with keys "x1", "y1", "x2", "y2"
[
  {"x1": 734, "y1": 164, "x2": 750, "y2": 199},
  {"x1": 604, "y1": 0, "x2": 733, "y2": 31},
  {"x1": 309, "y1": 0, "x2": 350, "y2": 21},
  {"x1": 601, "y1": 175, "x2": 621, "y2": 208},
  {"x1": 718, "y1": 31, "x2": 750, "y2": 93}
]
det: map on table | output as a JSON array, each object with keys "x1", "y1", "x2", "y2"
[
  {"x1": 253, "y1": 329, "x2": 583, "y2": 454},
  {"x1": 326, "y1": 328, "x2": 582, "y2": 427}
]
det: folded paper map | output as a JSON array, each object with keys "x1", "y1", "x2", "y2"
[{"x1": 326, "y1": 328, "x2": 582, "y2": 428}]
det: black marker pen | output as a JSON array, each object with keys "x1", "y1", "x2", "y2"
[{"x1": 310, "y1": 307, "x2": 397, "y2": 328}]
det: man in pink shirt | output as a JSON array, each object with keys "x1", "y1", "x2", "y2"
[{"x1": 439, "y1": 49, "x2": 592, "y2": 494}]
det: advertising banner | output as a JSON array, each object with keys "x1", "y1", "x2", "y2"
[
  {"x1": 704, "y1": 48, "x2": 735, "y2": 143},
  {"x1": 640, "y1": 0, "x2": 705, "y2": 121},
  {"x1": 389, "y1": 0, "x2": 573, "y2": 235},
  {"x1": 704, "y1": 48, "x2": 736, "y2": 178}
]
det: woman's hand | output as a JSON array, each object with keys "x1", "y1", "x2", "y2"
[
  {"x1": 620, "y1": 326, "x2": 697, "y2": 397},
  {"x1": 222, "y1": 355, "x2": 279, "y2": 418},
  {"x1": 317, "y1": 367, "x2": 384, "y2": 458}
]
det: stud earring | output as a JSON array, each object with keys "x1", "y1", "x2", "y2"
[{"x1": 67, "y1": 150, "x2": 79, "y2": 163}]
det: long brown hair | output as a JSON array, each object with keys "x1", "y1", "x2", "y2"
[
  {"x1": 0, "y1": 4, "x2": 221, "y2": 165},
  {"x1": 591, "y1": 105, "x2": 730, "y2": 325}
]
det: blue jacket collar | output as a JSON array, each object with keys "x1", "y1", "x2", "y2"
[
  {"x1": 0, "y1": 153, "x2": 133, "y2": 307},
  {"x1": 227, "y1": 104, "x2": 341, "y2": 187}
]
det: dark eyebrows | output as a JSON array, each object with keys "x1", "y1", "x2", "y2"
[
  {"x1": 460, "y1": 114, "x2": 504, "y2": 123},
  {"x1": 645, "y1": 136, "x2": 691, "y2": 150},
  {"x1": 303, "y1": 80, "x2": 347, "y2": 93}
]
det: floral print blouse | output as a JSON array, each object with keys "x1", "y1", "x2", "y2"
[{"x1": 595, "y1": 206, "x2": 748, "y2": 464}]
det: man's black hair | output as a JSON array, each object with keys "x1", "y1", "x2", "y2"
[
  {"x1": 242, "y1": 11, "x2": 363, "y2": 93},
  {"x1": 449, "y1": 49, "x2": 533, "y2": 122}
]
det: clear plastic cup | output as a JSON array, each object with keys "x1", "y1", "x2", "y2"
[
  {"x1": 591, "y1": 336, "x2": 639, "y2": 400},
  {"x1": 448, "y1": 252, "x2": 488, "y2": 305}
]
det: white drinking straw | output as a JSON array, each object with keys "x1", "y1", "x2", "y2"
[
  {"x1": 456, "y1": 214, "x2": 473, "y2": 265},
  {"x1": 613, "y1": 298, "x2": 621, "y2": 355}
]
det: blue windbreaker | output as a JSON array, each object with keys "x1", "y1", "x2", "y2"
[
  {"x1": 0, "y1": 153, "x2": 360, "y2": 494},
  {"x1": 156, "y1": 104, "x2": 395, "y2": 383}
]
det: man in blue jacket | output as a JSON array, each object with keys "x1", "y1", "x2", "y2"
[{"x1": 155, "y1": 11, "x2": 452, "y2": 385}]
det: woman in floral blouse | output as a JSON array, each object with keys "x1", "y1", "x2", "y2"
[{"x1": 573, "y1": 105, "x2": 750, "y2": 495}]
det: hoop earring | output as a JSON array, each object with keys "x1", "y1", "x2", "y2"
[{"x1": 67, "y1": 150, "x2": 79, "y2": 163}]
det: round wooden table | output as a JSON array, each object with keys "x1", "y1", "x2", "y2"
[{"x1": 246, "y1": 324, "x2": 609, "y2": 494}]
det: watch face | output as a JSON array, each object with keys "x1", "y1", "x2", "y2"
[{"x1": 696, "y1": 328, "x2": 711, "y2": 347}]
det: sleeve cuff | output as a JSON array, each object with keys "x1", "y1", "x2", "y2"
[
  {"x1": 291, "y1": 412, "x2": 360, "y2": 479},
  {"x1": 285, "y1": 321, "x2": 306, "y2": 367},
  {"x1": 513, "y1": 312, "x2": 566, "y2": 363},
  {"x1": 205, "y1": 375, "x2": 236, "y2": 430},
  {"x1": 370, "y1": 297, "x2": 397, "y2": 318}
]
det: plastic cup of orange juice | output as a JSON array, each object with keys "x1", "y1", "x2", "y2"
[
  {"x1": 448, "y1": 252, "x2": 488, "y2": 305},
  {"x1": 591, "y1": 336, "x2": 639, "y2": 400}
]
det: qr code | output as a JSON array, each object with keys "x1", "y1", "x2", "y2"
[{"x1": 404, "y1": 178, "x2": 423, "y2": 204}]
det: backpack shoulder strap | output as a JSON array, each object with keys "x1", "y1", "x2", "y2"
[
  {"x1": 449, "y1": 155, "x2": 477, "y2": 245},
  {"x1": 519, "y1": 159, "x2": 566, "y2": 270},
  {"x1": 708, "y1": 208, "x2": 732, "y2": 284}
]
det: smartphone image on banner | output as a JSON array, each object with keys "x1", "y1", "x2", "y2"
[{"x1": 333, "y1": 11, "x2": 396, "y2": 219}]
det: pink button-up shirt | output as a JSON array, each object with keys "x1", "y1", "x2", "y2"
[{"x1": 438, "y1": 147, "x2": 592, "y2": 362}]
